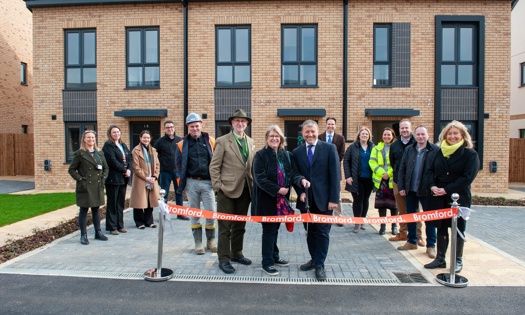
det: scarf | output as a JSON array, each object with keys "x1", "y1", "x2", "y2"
[{"x1": 441, "y1": 139, "x2": 464, "y2": 158}]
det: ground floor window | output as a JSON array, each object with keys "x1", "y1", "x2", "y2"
[{"x1": 66, "y1": 122, "x2": 97, "y2": 162}]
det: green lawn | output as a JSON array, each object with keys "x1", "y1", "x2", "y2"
[{"x1": 0, "y1": 193, "x2": 76, "y2": 227}]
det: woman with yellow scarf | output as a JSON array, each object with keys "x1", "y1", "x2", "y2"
[{"x1": 423, "y1": 121, "x2": 479, "y2": 273}]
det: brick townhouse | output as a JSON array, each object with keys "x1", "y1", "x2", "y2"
[
  {"x1": 1, "y1": 0, "x2": 33, "y2": 134},
  {"x1": 25, "y1": 0, "x2": 511, "y2": 192}
]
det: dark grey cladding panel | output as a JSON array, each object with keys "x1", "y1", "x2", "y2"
[{"x1": 63, "y1": 90, "x2": 97, "y2": 121}]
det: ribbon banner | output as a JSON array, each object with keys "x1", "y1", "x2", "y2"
[{"x1": 166, "y1": 204, "x2": 458, "y2": 225}]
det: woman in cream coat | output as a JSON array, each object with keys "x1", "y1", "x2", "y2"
[{"x1": 129, "y1": 130, "x2": 160, "y2": 229}]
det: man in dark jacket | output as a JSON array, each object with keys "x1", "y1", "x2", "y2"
[
  {"x1": 388, "y1": 119, "x2": 422, "y2": 244},
  {"x1": 396, "y1": 126, "x2": 438, "y2": 258},
  {"x1": 154, "y1": 120, "x2": 188, "y2": 220},
  {"x1": 318, "y1": 117, "x2": 346, "y2": 225},
  {"x1": 176, "y1": 113, "x2": 217, "y2": 255}
]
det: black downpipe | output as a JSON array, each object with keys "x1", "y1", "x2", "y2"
[
  {"x1": 182, "y1": 0, "x2": 189, "y2": 135},
  {"x1": 342, "y1": 0, "x2": 348, "y2": 141}
]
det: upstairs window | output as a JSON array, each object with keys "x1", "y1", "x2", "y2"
[
  {"x1": 216, "y1": 26, "x2": 251, "y2": 87},
  {"x1": 126, "y1": 27, "x2": 160, "y2": 88},
  {"x1": 440, "y1": 24, "x2": 477, "y2": 87},
  {"x1": 20, "y1": 62, "x2": 27, "y2": 85},
  {"x1": 281, "y1": 25, "x2": 317, "y2": 87},
  {"x1": 373, "y1": 24, "x2": 391, "y2": 87},
  {"x1": 65, "y1": 29, "x2": 96, "y2": 89}
]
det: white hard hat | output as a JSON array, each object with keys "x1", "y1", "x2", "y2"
[{"x1": 186, "y1": 112, "x2": 202, "y2": 124}]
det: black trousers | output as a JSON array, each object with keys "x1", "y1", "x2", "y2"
[{"x1": 105, "y1": 184, "x2": 127, "y2": 231}]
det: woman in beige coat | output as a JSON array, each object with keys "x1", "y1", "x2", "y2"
[{"x1": 129, "y1": 130, "x2": 160, "y2": 229}]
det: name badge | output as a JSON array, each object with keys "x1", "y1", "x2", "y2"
[{"x1": 97, "y1": 164, "x2": 103, "y2": 170}]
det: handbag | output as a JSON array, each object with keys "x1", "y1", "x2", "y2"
[{"x1": 374, "y1": 179, "x2": 397, "y2": 210}]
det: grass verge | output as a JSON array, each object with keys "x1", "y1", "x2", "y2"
[{"x1": 0, "y1": 193, "x2": 76, "y2": 227}]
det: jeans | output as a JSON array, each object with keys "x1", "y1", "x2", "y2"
[
  {"x1": 159, "y1": 171, "x2": 183, "y2": 206},
  {"x1": 406, "y1": 191, "x2": 436, "y2": 248},
  {"x1": 185, "y1": 178, "x2": 216, "y2": 229},
  {"x1": 261, "y1": 222, "x2": 281, "y2": 267}
]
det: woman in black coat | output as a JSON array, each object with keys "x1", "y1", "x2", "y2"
[
  {"x1": 68, "y1": 130, "x2": 109, "y2": 245},
  {"x1": 102, "y1": 125, "x2": 132, "y2": 235},
  {"x1": 343, "y1": 126, "x2": 375, "y2": 234},
  {"x1": 252, "y1": 125, "x2": 309, "y2": 276},
  {"x1": 424, "y1": 120, "x2": 479, "y2": 273}
]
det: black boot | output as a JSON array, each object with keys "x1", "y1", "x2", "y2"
[
  {"x1": 455, "y1": 237, "x2": 464, "y2": 273},
  {"x1": 391, "y1": 224, "x2": 398, "y2": 236},
  {"x1": 95, "y1": 230, "x2": 108, "y2": 241},
  {"x1": 80, "y1": 234, "x2": 89, "y2": 245},
  {"x1": 424, "y1": 234, "x2": 448, "y2": 269},
  {"x1": 378, "y1": 208, "x2": 387, "y2": 235}
]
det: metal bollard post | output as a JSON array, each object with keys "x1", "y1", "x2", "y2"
[
  {"x1": 144, "y1": 189, "x2": 174, "y2": 282},
  {"x1": 436, "y1": 193, "x2": 468, "y2": 288}
]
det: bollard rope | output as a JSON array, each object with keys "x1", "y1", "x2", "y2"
[{"x1": 166, "y1": 204, "x2": 457, "y2": 225}]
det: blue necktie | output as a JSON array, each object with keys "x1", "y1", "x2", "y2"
[
  {"x1": 327, "y1": 134, "x2": 332, "y2": 143},
  {"x1": 307, "y1": 145, "x2": 314, "y2": 165}
]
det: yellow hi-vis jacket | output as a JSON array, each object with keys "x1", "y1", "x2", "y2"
[{"x1": 369, "y1": 141, "x2": 394, "y2": 189}]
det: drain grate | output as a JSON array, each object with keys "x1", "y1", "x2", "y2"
[
  {"x1": 393, "y1": 272, "x2": 429, "y2": 284},
  {"x1": 0, "y1": 268, "x2": 401, "y2": 285}
]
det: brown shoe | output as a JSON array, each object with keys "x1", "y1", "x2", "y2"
[
  {"x1": 397, "y1": 242, "x2": 418, "y2": 250},
  {"x1": 110, "y1": 230, "x2": 119, "y2": 235},
  {"x1": 118, "y1": 228, "x2": 128, "y2": 233},
  {"x1": 388, "y1": 233, "x2": 407, "y2": 241},
  {"x1": 417, "y1": 238, "x2": 425, "y2": 247},
  {"x1": 426, "y1": 247, "x2": 437, "y2": 258}
]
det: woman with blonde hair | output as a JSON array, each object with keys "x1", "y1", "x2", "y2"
[
  {"x1": 252, "y1": 125, "x2": 309, "y2": 276},
  {"x1": 343, "y1": 127, "x2": 375, "y2": 233},
  {"x1": 424, "y1": 120, "x2": 479, "y2": 273},
  {"x1": 68, "y1": 130, "x2": 109, "y2": 245}
]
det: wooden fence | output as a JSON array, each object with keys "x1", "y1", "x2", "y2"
[
  {"x1": 0, "y1": 134, "x2": 34, "y2": 176},
  {"x1": 509, "y1": 138, "x2": 525, "y2": 182}
]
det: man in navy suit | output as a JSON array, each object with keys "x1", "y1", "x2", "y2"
[{"x1": 293, "y1": 120, "x2": 341, "y2": 281}]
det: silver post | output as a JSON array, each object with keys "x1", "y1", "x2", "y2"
[
  {"x1": 436, "y1": 193, "x2": 468, "y2": 288},
  {"x1": 144, "y1": 189, "x2": 173, "y2": 282}
]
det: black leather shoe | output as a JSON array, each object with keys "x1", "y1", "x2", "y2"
[
  {"x1": 95, "y1": 231, "x2": 108, "y2": 241},
  {"x1": 219, "y1": 262, "x2": 235, "y2": 274},
  {"x1": 231, "y1": 256, "x2": 252, "y2": 265},
  {"x1": 300, "y1": 260, "x2": 315, "y2": 271},
  {"x1": 315, "y1": 266, "x2": 327, "y2": 281},
  {"x1": 80, "y1": 234, "x2": 89, "y2": 245},
  {"x1": 177, "y1": 215, "x2": 190, "y2": 221}
]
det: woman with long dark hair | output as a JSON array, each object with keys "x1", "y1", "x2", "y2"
[
  {"x1": 102, "y1": 125, "x2": 132, "y2": 235},
  {"x1": 369, "y1": 128, "x2": 398, "y2": 235},
  {"x1": 129, "y1": 130, "x2": 160, "y2": 229}
]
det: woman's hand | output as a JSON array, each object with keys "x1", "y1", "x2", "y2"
[
  {"x1": 124, "y1": 169, "x2": 131, "y2": 177},
  {"x1": 431, "y1": 186, "x2": 447, "y2": 196},
  {"x1": 277, "y1": 187, "x2": 289, "y2": 195},
  {"x1": 146, "y1": 176, "x2": 155, "y2": 184},
  {"x1": 300, "y1": 193, "x2": 306, "y2": 203},
  {"x1": 346, "y1": 177, "x2": 353, "y2": 185},
  {"x1": 301, "y1": 179, "x2": 310, "y2": 188}
]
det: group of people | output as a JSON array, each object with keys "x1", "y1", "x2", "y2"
[
  {"x1": 68, "y1": 111, "x2": 478, "y2": 279},
  {"x1": 343, "y1": 119, "x2": 479, "y2": 273}
]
